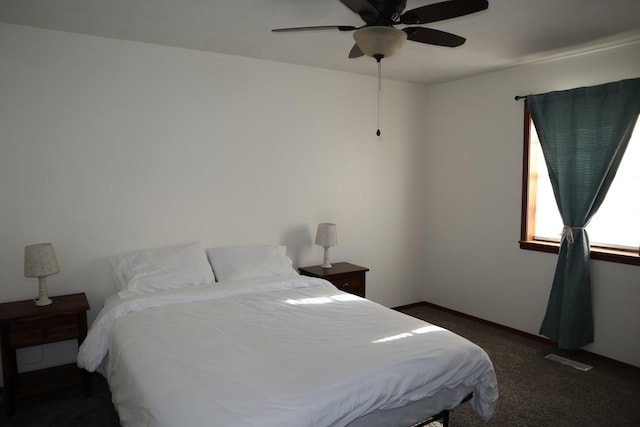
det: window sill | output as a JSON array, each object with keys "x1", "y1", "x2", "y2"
[{"x1": 519, "y1": 240, "x2": 640, "y2": 266}]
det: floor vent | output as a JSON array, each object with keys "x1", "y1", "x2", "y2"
[{"x1": 544, "y1": 353, "x2": 593, "y2": 371}]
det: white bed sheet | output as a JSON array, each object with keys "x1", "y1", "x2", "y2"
[{"x1": 78, "y1": 276, "x2": 498, "y2": 427}]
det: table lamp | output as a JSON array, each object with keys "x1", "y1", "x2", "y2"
[
  {"x1": 315, "y1": 223, "x2": 337, "y2": 268},
  {"x1": 24, "y1": 243, "x2": 60, "y2": 306}
]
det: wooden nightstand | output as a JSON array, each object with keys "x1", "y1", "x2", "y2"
[
  {"x1": 0, "y1": 293, "x2": 91, "y2": 416},
  {"x1": 299, "y1": 262, "x2": 369, "y2": 298}
]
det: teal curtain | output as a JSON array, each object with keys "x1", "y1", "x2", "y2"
[{"x1": 527, "y1": 78, "x2": 640, "y2": 350}]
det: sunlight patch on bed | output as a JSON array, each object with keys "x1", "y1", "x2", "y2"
[
  {"x1": 286, "y1": 297, "x2": 334, "y2": 305},
  {"x1": 372, "y1": 325, "x2": 445, "y2": 344},
  {"x1": 285, "y1": 294, "x2": 361, "y2": 305},
  {"x1": 331, "y1": 294, "x2": 360, "y2": 302},
  {"x1": 372, "y1": 333, "x2": 414, "y2": 343},
  {"x1": 412, "y1": 325, "x2": 445, "y2": 334}
]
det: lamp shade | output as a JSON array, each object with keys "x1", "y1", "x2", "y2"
[
  {"x1": 24, "y1": 243, "x2": 60, "y2": 278},
  {"x1": 315, "y1": 223, "x2": 337, "y2": 247},
  {"x1": 353, "y1": 26, "x2": 407, "y2": 59}
]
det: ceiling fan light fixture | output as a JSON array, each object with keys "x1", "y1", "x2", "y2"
[{"x1": 353, "y1": 26, "x2": 407, "y2": 60}]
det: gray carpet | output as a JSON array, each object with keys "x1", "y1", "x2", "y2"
[
  {"x1": 1, "y1": 303, "x2": 638, "y2": 426},
  {"x1": 0, "y1": 374, "x2": 118, "y2": 427},
  {"x1": 402, "y1": 304, "x2": 640, "y2": 426}
]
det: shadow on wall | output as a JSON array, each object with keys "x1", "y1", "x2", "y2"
[{"x1": 282, "y1": 224, "x2": 314, "y2": 267}]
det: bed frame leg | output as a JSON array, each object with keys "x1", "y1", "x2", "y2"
[
  {"x1": 412, "y1": 409, "x2": 449, "y2": 427},
  {"x1": 413, "y1": 392, "x2": 471, "y2": 427},
  {"x1": 442, "y1": 409, "x2": 450, "y2": 427}
]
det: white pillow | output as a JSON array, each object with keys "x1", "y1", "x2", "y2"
[
  {"x1": 206, "y1": 245, "x2": 298, "y2": 282},
  {"x1": 111, "y1": 242, "x2": 215, "y2": 296}
]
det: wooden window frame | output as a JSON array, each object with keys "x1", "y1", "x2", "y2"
[{"x1": 519, "y1": 100, "x2": 640, "y2": 266}]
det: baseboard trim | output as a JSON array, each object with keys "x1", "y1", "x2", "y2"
[
  {"x1": 392, "y1": 301, "x2": 426, "y2": 311},
  {"x1": 394, "y1": 300, "x2": 640, "y2": 374}
]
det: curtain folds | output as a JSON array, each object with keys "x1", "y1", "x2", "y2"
[{"x1": 527, "y1": 77, "x2": 640, "y2": 350}]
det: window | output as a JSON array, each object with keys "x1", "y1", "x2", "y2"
[{"x1": 520, "y1": 101, "x2": 640, "y2": 266}]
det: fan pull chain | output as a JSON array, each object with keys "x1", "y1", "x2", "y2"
[{"x1": 377, "y1": 58, "x2": 381, "y2": 137}]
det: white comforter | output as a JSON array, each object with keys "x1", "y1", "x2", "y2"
[{"x1": 78, "y1": 276, "x2": 498, "y2": 427}]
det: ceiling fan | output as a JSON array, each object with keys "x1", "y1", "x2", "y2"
[
  {"x1": 273, "y1": 0, "x2": 489, "y2": 137},
  {"x1": 272, "y1": 0, "x2": 489, "y2": 61}
]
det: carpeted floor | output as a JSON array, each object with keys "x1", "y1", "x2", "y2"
[
  {"x1": 1, "y1": 303, "x2": 638, "y2": 426},
  {"x1": 0, "y1": 374, "x2": 119, "y2": 427},
  {"x1": 402, "y1": 304, "x2": 640, "y2": 426}
]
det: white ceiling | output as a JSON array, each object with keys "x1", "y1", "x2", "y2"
[{"x1": 2, "y1": 0, "x2": 640, "y2": 85}]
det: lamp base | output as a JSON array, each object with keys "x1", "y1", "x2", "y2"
[
  {"x1": 35, "y1": 296, "x2": 53, "y2": 306},
  {"x1": 35, "y1": 277, "x2": 53, "y2": 306},
  {"x1": 321, "y1": 246, "x2": 332, "y2": 269}
]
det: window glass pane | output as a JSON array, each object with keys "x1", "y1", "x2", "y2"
[
  {"x1": 531, "y1": 118, "x2": 639, "y2": 250},
  {"x1": 588, "y1": 120, "x2": 640, "y2": 249},
  {"x1": 530, "y1": 124, "x2": 562, "y2": 241}
]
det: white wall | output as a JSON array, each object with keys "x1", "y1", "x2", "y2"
[
  {"x1": 0, "y1": 23, "x2": 429, "y2": 383},
  {"x1": 2, "y1": 21, "x2": 638, "y2": 388},
  {"x1": 422, "y1": 41, "x2": 640, "y2": 367}
]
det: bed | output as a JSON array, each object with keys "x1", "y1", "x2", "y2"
[{"x1": 77, "y1": 243, "x2": 498, "y2": 426}]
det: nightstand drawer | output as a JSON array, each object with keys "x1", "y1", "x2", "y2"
[
  {"x1": 10, "y1": 315, "x2": 79, "y2": 348},
  {"x1": 329, "y1": 275, "x2": 364, "y2": 296},
  {"x1": 299, "y1": 263, "x2": 369, "y2": 298},
  {"x1": 0, "y1": 293, "x2": 91, "y2": 416}
]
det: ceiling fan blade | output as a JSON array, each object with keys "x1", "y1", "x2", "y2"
[
  {"x1": 348, "y1": 43, "x2": 364, "y2": 58},
  {"x1": 403, "y1": 27, "x2": 466, "y2": 47},
  {"x1": 339, "y1": 0, "x2": 379, "y2": 15},
  {"x1": 400, "y1": 0, "x2": 488, "y2": 25},
  {"x1": 338, "y1": 0, "x2": 379, "y2": 23},
  {"x1": 272, "y1": 25, "x2": 358, "y2": 32}
]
